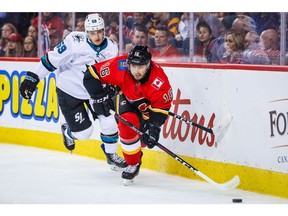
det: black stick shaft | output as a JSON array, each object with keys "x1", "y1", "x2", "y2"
[
  {"x1": 168, "y1": 111, "x2": 213, "y2": 134},
  {"x1": 114, "y1": 113, "x2": 240, "y2": 191},
  {"x1": 115, "y1": 113, "x2": 199, "y2": 173}
]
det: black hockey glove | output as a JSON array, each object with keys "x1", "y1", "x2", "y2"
[
  {"x1": 104, "y1": 84, "x2": 116, "y2": 98},
  {"x1": 89, "y1": 93, "x2": 112, "y2": 117},
  {"x1": 141, "y1": 123, "x2": 160, "y2": 149},
  {"x1": 19, "y1": 71, "x2": 40, "y2": 99}
]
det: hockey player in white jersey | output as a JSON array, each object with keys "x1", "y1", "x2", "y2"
[{"x1": 19, "y1": 13, "x2": 127, "y2": 171}]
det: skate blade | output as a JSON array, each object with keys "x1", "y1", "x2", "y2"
[
  {"x1": 110, "y1": 165, "x2": 126, "y2": 171},
  {"x1": 123, "y1": 179, "x2": 134, "y2": 186}
]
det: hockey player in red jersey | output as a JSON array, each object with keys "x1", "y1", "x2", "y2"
[{"x1": 83, "y1": 45, "x2": 173, "y2": 184}]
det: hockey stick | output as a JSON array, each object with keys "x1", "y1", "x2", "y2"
[
  {"x1": 148, "y1": 106, "x2": 214, "y2": 134},
  {"x1": 114, "y1": 113, "x2": 240, "y2": 191},
  {"x1": 112, "y1": 92, "x2": 212, "y2": 134}
]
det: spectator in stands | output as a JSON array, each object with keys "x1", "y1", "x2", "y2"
[
  {"x1": 75, "y1": 17, "x2": 85, "y2": 32},
  {"x1": 195, "y1": 12, "x2": 226, "y2": 38},
  {"x1": 209, "y1": 14, "x2": 256, "y2": 63},
  {"x1": 126, "y1": 13, "x2": 153, "y2": 44},
  {"x1": 222, "y1": 31, "x2": 245, "y2": 64},
  {"x1": 27, "y1": 25, "x2": 38, "y2": 40},
  {"x1": 1, "y1": 12, "x2": 33, "y2": 37},
  {"x1": 104, "y1": 14, "x2": 120, "y2": 47},
  {"x1": 109, "y1": 33, "x2": 119, "y2": 45},
  {"x1": 182, "y1": 12, "x2": 227, "y2": 57},
  {"x1": 32, "y1": 15, "x2": 51, "y2": 55},
  {"x1": 260, "y1": 29, "x2": 280, "y2": 65},
  {"x1": 49, "y1": 30, "x2": 62, "y2": 50},
  {"x1": 125, "y1": 24, "x2": 150, "y2": 53},
  {"x1": 23, "y1": 35, "x2": 37, "y2": 57},
  {"x1": 126, "y1": 12, "x2": 150, "y2": 30},
  {"x1": 244, "y1": 31, "x2": 260, "y2": 49},
  {"x1": 0, "y1": 23, "x2": 18, "y2": 56},
  {"x1": 106, "y1": 13, "x2": 119, "y2": 38},
  {"x1": 221, "y1": 13, "x2": 237, "y2": 30},
  {"x1": 149, "y1": 13, "x2": 160, "y2": 37},
  {"x1": 106, "y1": 13, "x2": 130, "y2": 51},
  {"x1": 63, "y1": 14, "x2": 86, "y2": 38},
  {"x1": 175, "y1": 12, "x2": 190, "y2": 49},
  {"x1": 5, "y1": 33, "x2": 23, "y2": 57},
  {"x1": 242, "y1": 31, "x2": 271, "y2": 65},
  {"x1": 250, "y1": 13, "x2": 280, "y2": 34},
  {"x1": 231, "y1": 15, "x2": 257, "y2": 38},
  {"x1": 151, "y1": 12, "x2": 180, "y2": 38},
  {"x1": 144, "y1": 13, "x2": 154, "y2": 33},
  {"x1": 33, "y1": 12, "x2": 65, "y2": 41},
  {"x1": 151, "y1": 26, "x2": 181, "y2": 62},
  {"x1": 194, "y1": 21, "x2": 214, "y2": 62},
  {"x1": 63, "y1": 13, "x2": 73, "y2": 38}
]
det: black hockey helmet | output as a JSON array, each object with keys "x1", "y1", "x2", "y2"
[{"x1": 127, "y1": 45, "x2": 152, "y2": 65}]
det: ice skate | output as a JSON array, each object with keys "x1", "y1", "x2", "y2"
[
  {"x1": 122, "y1": 163, "x2": 141, "y2": 186},
  {"x1": 101, "y1": 144, "x2": 127, "y2": 171},
  {"x1": 61, "y1": 123, "x2": 75, "y2": 151}
]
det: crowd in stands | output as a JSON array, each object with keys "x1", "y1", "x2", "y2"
[{"x1": 0, "y1": 12, "x2": 287, "y2": 65}]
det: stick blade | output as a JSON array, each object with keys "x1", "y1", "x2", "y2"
[
  {"x1": 197, "y1": 170, "x2": 240, "y2": 191},
  {"x1": 214, "y1": 112, "x2": 233, "y2": 144},
  {"x1": 216, "y1": 175, "x2": 240, "y2": 191}
]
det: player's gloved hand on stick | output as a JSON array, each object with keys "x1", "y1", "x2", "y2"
[
  {"x1": 89, "y1": 92, "x2": 112, "y2": 117},
  {"x1": 19, "y1": 71, "x2": 40, "y2": 99},
  {"x1": 142, "y1": 123, "x2": 160, "y2": 149},
  {"x1": 104, "y1": 84, "x2": 116, "y2": 98}
]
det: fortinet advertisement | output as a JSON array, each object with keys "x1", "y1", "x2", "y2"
[{"x1": 1, "y1": 60, "x2": 287, "y2": 174}]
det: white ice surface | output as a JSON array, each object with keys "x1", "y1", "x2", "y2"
[{"x1": 0, "y1": 143, "x2": 287, "y2": 215}]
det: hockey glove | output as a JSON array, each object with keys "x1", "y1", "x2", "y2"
[
  {"x1": 89, "y1": 93, "x2": 112, "y2": 117},
  {"x1": 104, "y1": 84, "x2": 116, "y2": 98},
  {"x1": 141, "y1": 123, "x2": 160, "y2": 149},
  {"x1": 19, "y1": 71, "x2": 40, "y2": 99}
]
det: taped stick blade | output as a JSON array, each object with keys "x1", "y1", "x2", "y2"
[
  {"x1": 196, "y1": 170, "x2": 240, "y2": 191},
  {"x1": 217, "y1": 175, "x2": 240, "y2": 191},
  {"x1": 214, "y1": 112, "x2": 233, "y2": 144}
]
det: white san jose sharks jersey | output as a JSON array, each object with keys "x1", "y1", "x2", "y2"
[{"x1": 35, "y1": 31, "x2": 118, "y2": 99}]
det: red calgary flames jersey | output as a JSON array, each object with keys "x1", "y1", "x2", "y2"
[{"x1": 91, "y1": 54, "x2": 173, "y2": 113}]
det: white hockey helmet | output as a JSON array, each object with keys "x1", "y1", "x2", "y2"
[{"x1": 85, "y1": 13, "x2": 105, "y2": 33}]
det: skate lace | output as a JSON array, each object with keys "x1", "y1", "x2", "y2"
[
  {"x1": 111, "y1": 153, "x2": 125, "y2": 163},
  {"x1": 125, "y1": 164, "x2": 139, "y2": 173}
]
